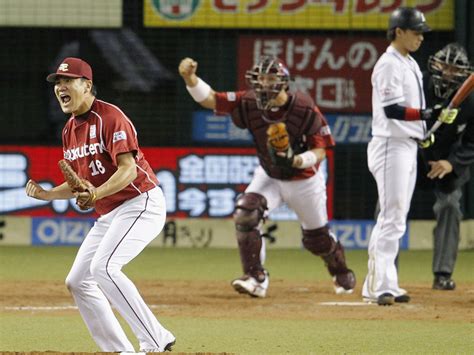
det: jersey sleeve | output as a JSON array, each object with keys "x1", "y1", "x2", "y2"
[
  {"x1": 448, "y1": 103, "x2": 474, "y2": 176},
  {"x1": 306, "y1": 108, "x2": 335, "y2": 149},
  {"x1": 215, "y1": 91, "x2": 245, "y2": 115},
  {"x1": 215, "y1": 91, "x2": 248, "y2": 128},
  {"x1": 102, "y1": 108, "x2": 140, "y2": 166},
  {"x1": 373, "y1": 60, "x2": 405, "y2": 108}
]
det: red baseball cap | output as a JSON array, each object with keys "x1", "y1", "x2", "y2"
[{"x1": 46, "y1": 57, "x2": 93, "y2": 82}]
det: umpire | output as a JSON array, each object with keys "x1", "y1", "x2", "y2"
[{"x1": 420, "y1": 43, "x2": 474, "y2": 290}]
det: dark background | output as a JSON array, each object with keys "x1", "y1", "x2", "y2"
[{"x1": 0, "y1": 0, "x2": 473, "y2": 220}]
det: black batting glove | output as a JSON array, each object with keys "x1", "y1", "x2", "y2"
[{"x1": 420, "y1": 104, "x2": 443, "y2": 121}]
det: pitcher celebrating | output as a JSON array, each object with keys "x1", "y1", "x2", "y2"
[
  {"x1": 179, "y1": 55, "x2": 355, "y2": 297},
  {"x1": 26, "y1": 57, "x2": 175, "y2": 352}
]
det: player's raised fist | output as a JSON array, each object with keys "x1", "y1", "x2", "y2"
[{"x1": 178, "y1": 57, "x2": 198, "y2": 79}]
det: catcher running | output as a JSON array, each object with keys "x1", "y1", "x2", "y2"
[
  {"x1": 25, "y1": 57, "x2": 175, "y2": 352},
  {"x1": 179, "y1": 55, "x2": 356, "y2": 297}
]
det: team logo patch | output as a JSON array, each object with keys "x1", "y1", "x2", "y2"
[
  {"x1": 89, "y1": 125, "x2": 96, "y2": 139},
  {"x1": 151, "y1": 0, "x2": 200, "y2": 20},
  {"x1": 227, "y1": 92, "x2": 236, "y2": 101},
  {"x1": 320, "y1": 125, "x2": 331, "y2": 136},
  {"x1": 381, "y1": 88, "x2": 391, "y2": 97},
  {"x1": 113, "y1": 131, "x2": 127, "y2": 143},
  {"x1": 58, "y1": 63, "x2": 69, "y2": 72}
]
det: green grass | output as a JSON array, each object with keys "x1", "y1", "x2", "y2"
[
  {"x1": 0, "y1": 246, "x2": 473, "y2": 354},
  {"x1": 0, "y1": 314, "x2": 472, "y2": 354},
  {"x1": 1, "y1": 247, "x2": 473, "y2": 283}
]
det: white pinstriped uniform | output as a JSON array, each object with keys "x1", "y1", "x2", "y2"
[
  {"x1": 363, "y1": 45, "x2": 426, "y2": 300},
  {"x1": 66, "y1": 187, "x2": 173, "y2": 351}
]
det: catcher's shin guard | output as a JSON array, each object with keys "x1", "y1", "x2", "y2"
[
  {"x1": 233, "y1": 193, "x2": 267, "y2": 279},
  {"x1": 322, "y1": 241, "x2": 356, "y2": 293},
  {"x1": 302, "y1": 226, "x2": 356, "y2": 293},
  {"x1": 302, "y1": 226, "x2": 337, "y2": 256}
]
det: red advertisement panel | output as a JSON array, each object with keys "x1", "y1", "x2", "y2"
[
  {"x1": 238, "y1": 35, "x2": 387, "y2": 113},
  {"x1": 0, "y1": 145, "x2": 333, "y2": 219}
]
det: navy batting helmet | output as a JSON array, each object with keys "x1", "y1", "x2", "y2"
[{"x1": 388, "y1": 7, "x2": 431, "y2": 32}]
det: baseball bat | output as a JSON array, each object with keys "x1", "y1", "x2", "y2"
[{"x1": 422, "y1": 73, "x2": 474, "y2": 140}]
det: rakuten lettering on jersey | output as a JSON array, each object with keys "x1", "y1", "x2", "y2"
[
  {"x1": 61, "y1": 99, "x2": 158, "y2": 215},
  {"x1": 63, "y1": 142, "x2": 106, "y2": 161}
]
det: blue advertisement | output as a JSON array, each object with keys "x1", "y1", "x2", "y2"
[
  {"x1": 324, "y1": 114, "x2": 372, "y2": 144},
  {"x1": 329, "y1": 220, "x2": 409, "y2": 250},
  {"x1": 29, "y1": 217, "x2": 408, "y2": 249},
  {"x1": 192, "y1": 111, "x2": 372, "y2": 145},
  {"x1": 192, "y1": 111, "x2": 253, "y2": 144},
  {"x1": 32, "y1": 217, "x2": 95, "y2": 246}
]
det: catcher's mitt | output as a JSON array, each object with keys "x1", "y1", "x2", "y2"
[
  {"x1": 58, "y1": 159, "x2": 97, "y2": 210},
  {"x1": 266, "y1": 122, "x2": 290, "y2": 152},
  {"x1": 266, "y1": 122, "x2": 294, "y2": 169}
]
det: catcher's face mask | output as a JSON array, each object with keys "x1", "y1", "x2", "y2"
[
  {"x1": 428, "y1": 43, "x2": 472, "y2": 99},
  {"x1": 245, "y1": 56, "x2": 290, "y2": 111}
]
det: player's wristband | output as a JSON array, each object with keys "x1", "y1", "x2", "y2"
[
  {"x1": 186, "y1": 78, "x2": 211, "y2": 102},
  {"x1": 296, "y1": 151, "x2": 318, "y2": 169},
  {"x1": 405, "y1": 107, "x2": 421, "y2": 121}
]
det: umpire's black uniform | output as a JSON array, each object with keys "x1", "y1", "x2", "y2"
[{"x1": 419, "y1": 74, "x2": 474, "y2": 287}]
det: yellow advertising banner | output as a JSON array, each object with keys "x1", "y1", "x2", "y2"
[
  {"x1": 0, "y1": 0, "x2": 122, "y2": 28},
  {"x1": 144, "y1": 0, "x2": 453, "y2": 30}
]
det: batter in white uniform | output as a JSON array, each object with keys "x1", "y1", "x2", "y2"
[{"x1": 362, "y1": 7, "x2": 458, "y2": 306}]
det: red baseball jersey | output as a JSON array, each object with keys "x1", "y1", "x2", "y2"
[
  {"x1": 215, "y1": 90, "x2": 335, "y2": 180},
  {"x1": 62, "y1": 99, "x2": 158, "y2": 215}
]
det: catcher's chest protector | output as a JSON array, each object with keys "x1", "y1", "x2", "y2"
[{"x1": 233, "y1": 91, "x2": 318, "y2": 179}]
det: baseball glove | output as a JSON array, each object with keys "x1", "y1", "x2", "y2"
[
  {"x1": 267, "y1": 122, "x2": 290, "y2": 152},
  {"x1": 58, "y1": 159, "x2": 97, "y2": 210},
  {"x1": 266, "y1": 122, "x2": 294, "y2": 169}
]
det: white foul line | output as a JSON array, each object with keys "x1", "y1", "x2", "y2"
[
  {"x1": 3, "y1": 305, "x2": 78, "y2": 311},
  {"x1": 318, "y1": 301, "x2": 376, "y2": 306},
  {"x1": 2, "y1": 304, "x2": 172, "y2": 312}
]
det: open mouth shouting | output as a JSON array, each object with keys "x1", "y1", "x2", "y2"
[
  {"x1": 57, "y1": 92, "x2": 73, "y2": 112},
  {"x1": 60, "y1": 93, "x2": 71, "y2": 104}
]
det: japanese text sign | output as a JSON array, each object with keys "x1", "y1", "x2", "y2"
[
  {"x1": 144, "y1": 0, "x2": 453, "y2": 30},
  {"x1": 0, "y1": 145, "x2": 334, "y2": 219},
  {"x1": 238, "y1": 35, "x2": 387, "y2": 113}
]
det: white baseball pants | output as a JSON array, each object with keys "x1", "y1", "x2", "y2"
[
  {"x1": 363, "y1": 137, "x2": 417, "y2": 300},
  {"x1": 246, "y1": 166, "x2": 329, "y2": 229},
  {"x1": 65, "y1": 187, "x2": 175, "y2": 352},
  {"x1": 246, "y1": 166, "x2": 333, "y2": 264}
]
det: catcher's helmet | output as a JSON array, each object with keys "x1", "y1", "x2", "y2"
[
  {"x1": 428, "y1": 43, "x2": 473, "y2": 99},
  {"x1": 245, "y1": 55, "x2": 290, "y2": 111},
  {"x1": 388, "y1": 7, "x2": 431, "y2": 32}
]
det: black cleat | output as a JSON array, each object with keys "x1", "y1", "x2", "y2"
[
  {"x1": 433, "y1": 276, "x2": 456, "y2": 290},
  {"x1": 164, "y1": 340, "x2": 176, "y2": 352},
  {"x1": 377, "y1": 293, "x2": 395, "y2": 306},
  {"x1": 377, "y1": 293, "x2": 410, "y2": 306},
  {"x1": 394, "y1": 294, "x2": 410, "y2": 303}
]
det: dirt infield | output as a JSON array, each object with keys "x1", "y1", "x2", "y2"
[
  {"x1": 0, "y1": 353, "x2": 232, "y2": 355},
  {"x1": 1, "y1": 278, "x2": 473, "y2": 322}
]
